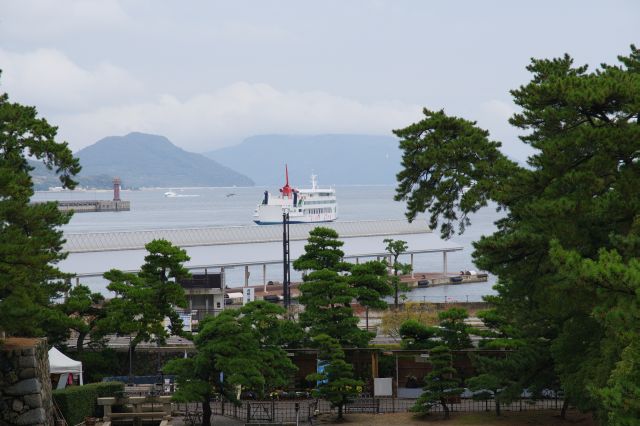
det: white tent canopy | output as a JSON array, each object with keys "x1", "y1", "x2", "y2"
[{"x1": 48, "y1": 347, "x2": 83, "y2": 386}]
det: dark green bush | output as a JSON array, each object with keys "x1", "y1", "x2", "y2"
[{"x1": 53, "y1": 381, "x2": 124, "y2": 425}]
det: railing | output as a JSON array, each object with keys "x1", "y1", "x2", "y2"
[{"x1": 200, "y1": 396, "x2": 566, "y2": 424}]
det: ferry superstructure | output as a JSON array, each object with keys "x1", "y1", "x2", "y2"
[{"x1": 253, "y1": 167, "x2": 337, "y2": 225}]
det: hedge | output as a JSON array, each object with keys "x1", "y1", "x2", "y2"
[{"x1": 53, "y1": 381, "x2": 124, "y2": 426}]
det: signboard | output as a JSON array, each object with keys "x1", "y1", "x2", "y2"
[
  {"x1": 243, "y1": 287, "x2": 255, "y2": 305},
  {"x1": 179, "y1": 313, "x2": 192, "y2": 332},
  {"x1": 374, "y1": 377, "x2": 393, "y2": 396},
  {"x1": 316, "y1": 359, "x2": 329, "y2": 386}
]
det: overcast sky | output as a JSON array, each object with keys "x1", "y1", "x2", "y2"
[{"x1": 1, "y1": 0, "x2": 638, "y2": 158}]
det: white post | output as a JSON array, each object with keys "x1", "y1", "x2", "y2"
[
  {"x1": 443, "y1": 252, "x2": 448, "y2": 276},
  {"x1": 263, "y1": 264, "x2": 267, "y2": 292},
  {"x1": 244, "y1": 265, "x2": 249, "y2": 288},
  {"x1": 410, "y1": 253, "x2": 414, "y2": 278}
]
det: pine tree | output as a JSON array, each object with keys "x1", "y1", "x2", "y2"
[
  {"x1": 412, "y1": 345, "x2": 463, "y2": 419},
  {"x1": 238, "y1": 301, "x2": 298, "y2": 397},
  {"x1": 60, "y1": 284, "x2": 107, "y2": 352},
  {"x1": 164, "y1": 310, "x2": 265, "y2": 426},
  {"x1": 394, "y1": 46, "x2": 640, "y2": 421},
  {"x1": 298, "y1": 268, "x2": 370, "y2": 348},
  {"x1": 293, "y1": 227, "x2": 349, "y2": 272},
  {"x1": 103, "y1": 239, "x2": 190, "y2": 349},
  {"x1": 296, "y1": 227, "x2": 372, "y2": 347},
  {"x1": 306, "y1": 334, "x2": 363, "y2": 420},
  {"x1": 437, "y1": 308, "x2": 472, "y2": 350},
  {"x1": 383, "y1": 238, "x2": 412, "y2": 308},
  {"x1": 0, "y1": 73, "x2": 81, "y2": 338}
]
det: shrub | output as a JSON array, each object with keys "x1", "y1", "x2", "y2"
[{"x1": 53, "y1": 381, "x2": 124, "y2": 425}]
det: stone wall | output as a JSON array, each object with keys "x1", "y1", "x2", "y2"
[{"x1": 0, "y1": 338, "x2": 54, "y2": 426}]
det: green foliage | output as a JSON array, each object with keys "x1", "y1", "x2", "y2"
[
  {"x1": 306, "y1": 334, "x2": 363, "y2": 419},
  {"x1": 383, "y1": 238, "x2": 412, "y2": 308},
  {"x1": 238, "y1": 301, "x2": 298, "y2": 395},
  {"x1": 598, "y1": 341, "x2": 640, "y2": 425},
  {"x1": 393, "y1": 109, "x2": 516, "y2": 238},
  {"x1": 74, "y1": 349, "x2": 122, "y2": 384},
  {"x1": 293, "y1": 227, "x2": 349, "y2": 272},
  {"x1": 466, "y1": 373, "x2": 504, "y2": 416},
  {"x1": 298, "y1": 268, "x2": 371, "y2": 348},
  {"x1": 399, "y1": 319, "x2": 438, "y2": 350},
  {"x1": 61, "y1": 284, "x2": 107, "y2": 352},
  {"x1": 0, "y1": 73, "x2": 81, "y2": 338},
  {"x1": 411, "y1": 345, "x2": 463, "y2": 419},
  {"x1": 349, "y1": 260, "x2": 392, "y2": 310},
  {"x1": 399, "y1": 308, "x2": 471, "y2": 350},
  {"x1": 102, "y1": 239, "x2": 189, "y2": 348},
  {"x1": 394, "y1": 45, "x2": 640, "y2": 422},
  {"x1": 52, "y1": 381, "x2": 123, "y2": 425},
  {"x1": 165, "y1": 303, "x2": 297, "y2": 426},
  {"x1": 437, "y1": 308, "x2": 472, "y2": 350}
]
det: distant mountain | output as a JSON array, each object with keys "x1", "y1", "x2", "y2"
[
  {"x1": 204, "y1": 134, "x2": 401, "y2": 185},
  {"x1": 74, "y1": 132, "x2": 254, "y2": 188},
  {"x1": 29, "y1": 160, "x2": 114, "y2": 190}
]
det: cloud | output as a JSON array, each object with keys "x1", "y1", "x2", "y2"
[
  {"x1": 0, "y1": 48, "x2": 142, "y2": 111},
  {"x1": 0, "y1": 0, "x2": 130, "y2": 40},
  {"x1": 54, "y1": 82, "x2": 423, "y2": 151}
]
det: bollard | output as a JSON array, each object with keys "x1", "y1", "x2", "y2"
[{"x1": 295, "y1": 403, "x2": 300, "y2": 426}]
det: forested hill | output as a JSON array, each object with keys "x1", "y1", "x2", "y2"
[
  {"x1": 204, "y1": 134, "x2": 402, "y2": 185},
  {"x1": 66, "y1": 132, "x2": 254, "y2": 188}
]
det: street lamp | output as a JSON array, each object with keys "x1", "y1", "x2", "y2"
[{"x1": 282, "y1": 209, "x2": 291, "y2": 310}]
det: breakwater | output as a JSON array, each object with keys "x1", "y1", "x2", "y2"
[{"x1": 56, "y1": 199, "x2": 130, "y2": 213}]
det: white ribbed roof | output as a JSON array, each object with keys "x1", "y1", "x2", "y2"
[{"x1": 63, "y1": 219, "x2": 432, "y2": 253}]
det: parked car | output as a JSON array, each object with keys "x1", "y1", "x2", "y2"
[
  {"x1": 450, "y1": 276, "x2": 464, "y2": 283},
  {"x1": 263, "y1": 294, "x2": 283, "y2": 303}
]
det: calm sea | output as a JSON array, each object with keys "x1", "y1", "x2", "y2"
[{"x1": 33, "y1": 186, "x2": 501, "y2": 302}]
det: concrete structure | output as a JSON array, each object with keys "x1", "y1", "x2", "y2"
[
  {"x1": 0, "y1": 338, "x2": 54, "y2": 426},
  {"x1": 62, "y1": 220, "x2": 463, "y2": 290},
  {"x1": 54, "y1": 199, "x2": 130, "y2": 213},
  {"x1": 31, "y1": 177, "x2": 130, "y2": 213},
  {"x1": 112, "y1": 177, "x2": 121, "y2": 201},
  {"x1": 178, "y1": 273, "x2": 225, "y2": 328}
]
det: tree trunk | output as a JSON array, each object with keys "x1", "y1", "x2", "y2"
[
  {"x1": 337, "y1": 403, "x2": 343, "y2": 420},
  {"x1": 202, "y1": 397, "x2": 212, "y2": 426},
  {"x1": 560, "y1": 398, "x2": 569, "y2": 419},
  {"x1": 393, "y1": 270, "x2": 399, "y2": 309},
  {"x1": 440, "y1": 398, "x2": 449, "y2": 419},
  {"x1": 495, "y1": 399, "x2": 501, "y2": 416},
  {"x1": 76, "y1": 331, "x2": 87, "y2": 353}
]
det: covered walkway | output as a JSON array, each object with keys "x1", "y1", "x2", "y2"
[{"x1": 60, "y1": 220, "x2": 463, "y2": 290}]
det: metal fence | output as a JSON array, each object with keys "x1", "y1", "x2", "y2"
[{"x1": 175, "y1": 396, "x2": 566, "y2": 425}]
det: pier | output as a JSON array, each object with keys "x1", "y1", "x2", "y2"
[
  {"x1": 32, "y1": 177, "x2": 130, "y2": 213},
  {"x1": 55, "y1": 199, "x2": 130, "y2": 213},
  {"x1": 61, "y1": 219, "x2": 463, "y2": 282}
]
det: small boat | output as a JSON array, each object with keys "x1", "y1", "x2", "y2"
[
  {"x1": 164, "y1": 190, "x2": 199, "y2": 198},
  {"x1": 253, "y1": 166, "x2": 337, "y2": 225},
  {"x1": 226, "y1": 193, "x2": 237, "y2": 197}
]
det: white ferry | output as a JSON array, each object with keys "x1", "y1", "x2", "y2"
[{"x1": 253, "y1": 167, "x2": 337, "y2": 224}]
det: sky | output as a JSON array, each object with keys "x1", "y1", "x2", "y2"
[{"x1": 1, "y1": 0, "x2": 638, "y2": 159}]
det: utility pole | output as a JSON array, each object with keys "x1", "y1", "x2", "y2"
[{"x1": 282, "y1": 210, "x2": 291, "y2": 311}]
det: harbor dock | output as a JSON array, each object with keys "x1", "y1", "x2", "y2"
[{"x1": 32, "y1": 177, "x2": 130, "y2": 213}]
